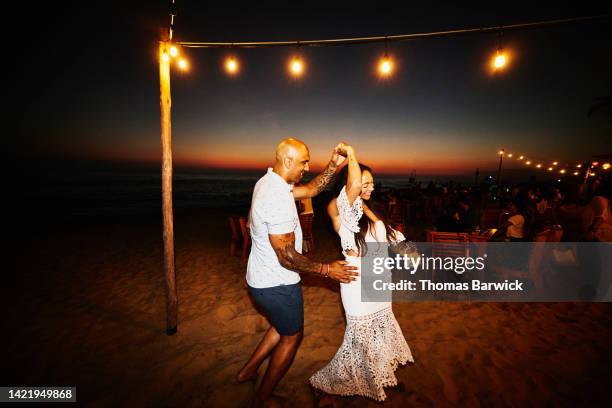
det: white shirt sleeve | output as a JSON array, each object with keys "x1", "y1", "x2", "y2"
[
  {"x1": 508, "y1": 214, "x2": 524, "y2": 227},
  {"x1": 506, "y1": 214, "x2": 525, "y2": 238}
]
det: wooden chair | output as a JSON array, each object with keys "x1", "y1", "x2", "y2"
[
  {"x1": 238, "y1": 216, "x2": 251, "y2": 261},
  {"x1": 229, "y1": 215, "x2": 251, "y2": 261},
  {"x1": 228, "y1": 215, "x2": 241, "y2": 257},
  {"x1": 299, "y1": 213, "x2": 314, "y2": 253}
]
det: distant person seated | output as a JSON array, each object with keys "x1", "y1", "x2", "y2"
[
  {"x1": 533, "y1": 193, "x2": 555, "y2": 234},
  {"x1": 436, "y1": 204, "x2": 463, "y2": 233},
  {"x1": 536, "y1": 195, "x2": 549, "y2": 215},
  {"x1": 501, "y1": 200, "x2": 527, "y2": 241},
  {"x1": 457, "y1": 196, "x2": 480, "y2": 232},
  {"x1": 582, "y1": 180, "x2": 612, "y2": 242}
]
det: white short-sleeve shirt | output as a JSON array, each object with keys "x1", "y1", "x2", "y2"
[
  {"x1": 506, "y1": 214, "x2": 525, "y2": 239},
  {"x1": 246, "y1": 168, "x2": 303, "y2": 288}
]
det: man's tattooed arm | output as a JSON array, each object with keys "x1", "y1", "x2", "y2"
[
  {"x1": 309, "y1": 162, "x2": 338, "y2": 195},
  {"x1": 269, "y1": 232, "x2": 359, "y2": 283},
  {"x1": 269, "y1": 232, "x2": 323, "y2": 274},
  {"x1": 292, "y1": 161, "x2": 337, "y2": 199}
]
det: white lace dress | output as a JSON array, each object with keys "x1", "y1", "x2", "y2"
[{"x1": 309, "y1": 187, "x2": 414, "y2": 401}]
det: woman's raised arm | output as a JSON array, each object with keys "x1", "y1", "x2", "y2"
[{"x1": 341, "y1": 145, "x2": 361, "y2": 205}]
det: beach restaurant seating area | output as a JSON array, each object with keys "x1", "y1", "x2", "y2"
[
  {"x1": 374, "y1": 178, "x2": 609, "y2": 243},
  {"x1": 228, "y1": 177, "x2": 610, "y2": 261}
]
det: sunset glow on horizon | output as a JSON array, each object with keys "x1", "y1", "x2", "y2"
[{"x1": 18, "y1": 7, "x2": 610, "y2": 179}]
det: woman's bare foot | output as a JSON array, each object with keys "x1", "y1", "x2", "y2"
[{"x1": 236, "y1": 367, "x2": 259, "y2": 383}]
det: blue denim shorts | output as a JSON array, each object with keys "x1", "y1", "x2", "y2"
[{"x1": 248, "y1": 283, "x2": 304, "y2": 336}]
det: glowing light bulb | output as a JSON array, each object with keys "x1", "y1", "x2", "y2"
[
  {"x1": 576, "y1": 164, "x2": 582, "y2": 168},
  {"x1": 507, "y1": 153, "x2": 513, "y2": 158},
  {"x1": 491, "y1": 46, "x2": 509, "y2": 71},
  {"x1": 378, "y1": 55, "x2": 394, "y2": 77},
  {"x1": 526, "y1": 161, "x2": 531, "y2": 165},
  {"x1": 162, "y1": 52, "x2": 170, "y2": 62},
  {"x1": 518, "y1": 156, "x2": 524, "y2": 160},
  {"x1": 498, "y1": 150, "x2": 504, "y2": 155},
  {"x1": 536, "y1": 164, "x2": 542, "y2": 168},
  {"x1": 494, "y1": 53, "x2": 506, "y2": 69},
  {"x1": 552, "y1": 161, "x2": 558, "y2": 166},
  {"x1": 559, "y1": 169, "x2": 566, "y2": 174},
  {"x1": 548, "y1": 167, "x2": 553, "y2": 171},
  {"x1": 169, "y1": 45, "x2": 179, "y2": 57},
  {"x1": 289, "y1": 56, "x2": 304, "y2": 77},
  {"x1": 573, "y1": 171, "x2": 579, "y2": 176},
  {"x1": 225, "y1": 56, "x2": 239, "y2": 75},
  {"x1": 602, "y1": 163, "x2": 611, "y2": 170},
  {"x1": 178, "y1": 58, "x2": 189, "y2": 71}
]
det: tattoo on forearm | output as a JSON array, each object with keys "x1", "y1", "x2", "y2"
[
  {"x1": 273, "y1": 234, "x2": 322, "y2": 274},
  {"x1": 310, "y1": 162, "x2": 337, "y2": 195}
]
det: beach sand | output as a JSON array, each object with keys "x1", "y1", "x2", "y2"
[{"x1": 5, "y1": 208, "x2": 612, "y2": 407}]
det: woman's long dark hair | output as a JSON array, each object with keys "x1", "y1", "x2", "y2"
[{"x1": 334, "y1": 164, "x2": 398, "y2": 255}]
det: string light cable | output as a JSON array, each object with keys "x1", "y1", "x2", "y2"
[{"x1": 176, "y1": 15, "x2": 610, "y2": 48}]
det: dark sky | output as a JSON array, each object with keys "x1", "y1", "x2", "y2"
[{"x1": 10, "y1": 2, "x2": 612, "y2": 175}]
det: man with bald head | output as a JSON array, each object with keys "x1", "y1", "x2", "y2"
[{"x1": 238, "y1": 138, "x2": 358, "y2": 407}]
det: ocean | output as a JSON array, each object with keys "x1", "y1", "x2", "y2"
[{"x1": 16, "y1": 167, "x2": 477, "y2": 224}]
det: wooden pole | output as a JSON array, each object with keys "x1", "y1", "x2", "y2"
[{"x1": 159, "y1": 35, "x2": 177, "y2": 335}]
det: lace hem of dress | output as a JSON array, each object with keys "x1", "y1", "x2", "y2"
[
  {"x1": 309, "y1": 307, "x2": 414, "y2": 402},
  {"x1": 346, "y1": 306, "x2": 393, "y2": 321}
]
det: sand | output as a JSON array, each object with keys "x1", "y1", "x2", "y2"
[{"x1": 5, "y1": 208, "x2": 612, "y2": 407}]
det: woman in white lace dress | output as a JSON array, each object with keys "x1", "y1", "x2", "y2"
[{"x1": 309, "y1": 145, "x2": 414, "y2": 402}]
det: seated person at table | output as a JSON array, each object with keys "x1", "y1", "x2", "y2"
[{"x1": 501, "y1": 200, "x2": 528, "y2": 241}]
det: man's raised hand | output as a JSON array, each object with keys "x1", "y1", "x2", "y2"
[{"x1": 331, "y1": 142, "x2": 352, "y2": 167}]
